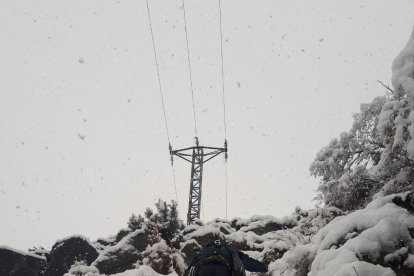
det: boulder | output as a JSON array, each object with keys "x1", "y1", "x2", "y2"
[
  {"x1": 0, "y1": 246, "x2": 46, "y2": 276},
  {"x1": 93, "y1": 228, "x2": 148, "y2": 275},
  {"x1": 393, "y1": 192, "x2": 414, "y2": 214},
  {"x1": 115, "y1": 228, "x2": 132, "y2": 243},
  {"x1": 96, "y1": 235, "x2": 117, "y2": 247},
  {"x1": 182, "y1": 225, "x2": 224, "y2": 248},
  {"x1": 44, "y1": 235, "x2": 98, "y2": 276},
  {"x1": 240, "y1": 218, "x2": 296, "y2": 235},
  {"x1": 180, "y1": 239, "x2": 201, "y2": 264}
]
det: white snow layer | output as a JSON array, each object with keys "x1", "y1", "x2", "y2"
[
  {"x1": 63, "y1": 263, "x2": 100, "y2": 276},
  {"x1": 269, "y1": 193, "x2": 414, "y2": 276},
  {"x1": 112, "y1": 266, "x2": 178, "y2": 276},
  {"x1": 391, "y1": 28, "x2": 414, "y2": 159},
  {"x1": 391, "y1": 28, "x2": 414, "y2": 97},
  {"x1": 92, "y1": 227, "x2": 146, "y2": 265},
  {"x1": 0, "y1": 245, "x2": 46, "y2": 260}
]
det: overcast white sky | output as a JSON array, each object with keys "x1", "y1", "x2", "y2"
[{"x1": 1, "y1": 0, "x2": 414, "y2": 251}]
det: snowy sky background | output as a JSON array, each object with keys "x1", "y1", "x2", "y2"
[{"x1": 1, "y1": 0, "x2": 414, "y2": 251}]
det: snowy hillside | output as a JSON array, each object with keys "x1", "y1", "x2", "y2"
[
  {"x1": 2, "y1": 192, "x2": 414, "y2": 276},
  {"x1": 270, "y1": 193, "x2": 414, "y2": 276}
]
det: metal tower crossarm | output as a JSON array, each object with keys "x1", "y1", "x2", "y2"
[{"x1": 170, "y1": 138, "x2": 227, "y2": 225}]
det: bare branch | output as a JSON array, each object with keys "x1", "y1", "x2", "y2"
[
  {"x1": 377, "y1": 80, "x2": 394, "y2": 95},
  {"x1": 283, "y1": 226, "x2": 307, "y2": 244},
  {"x1": 346, "y1": 151, "x2": 363, "y2": 171},
  {"x1": 352, "y1": 266, "x2": 360, "y2": 276}
]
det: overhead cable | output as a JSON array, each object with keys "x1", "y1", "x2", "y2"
[
  {"x1": 181, "y1": 0, "x2": 199, "y2": 138},
  {"x1": 145, "y1": 0, "x2": 179, "y2": 204}
]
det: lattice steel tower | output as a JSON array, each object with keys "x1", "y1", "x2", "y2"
[{"x1": 170, "y1": 137, "x2": 227, "y2": 225}]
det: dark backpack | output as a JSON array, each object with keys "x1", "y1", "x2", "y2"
[{"x1": 184, "y1": 241, "x2": 246, "y2": 276}]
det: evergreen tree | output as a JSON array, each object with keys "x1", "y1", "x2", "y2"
[
  {"x1": 127, "y1": 214, "x2": 144, "y2": 231},
  {"x1": 155, "y1": 199, "x2": 181, "y2": 246},
  {"x1": 169, "y1": 200, "x2": 181, "y2": 233},
  {"x1": 146, "y1": 213, "x2": 161, "y2": 246},
  {"x1": 145, "y1": 207, "x2": 154, "y2": 219},
  {"x1": 142, "y1": 200, "x2": 186, "y2": 275}
]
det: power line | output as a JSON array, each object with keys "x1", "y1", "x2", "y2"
[
  {"x1": 171, "y1": 165, "x2": 179, "y2": 203},
  {"x1": 181, "y1": 0, "x2": 198, "y2": 138},
  {"x1": 218, "y1": 0, "x2": 229, "y2": 220},
  {"x1": 225, "y1": 161, "x2": 228, "y2": 220},
  {"x1": 218, "y1": 0, "x2": 227, "y2": 141},
  {"x1": 145, "y1": 0, "x2": 179, "y2": 205},
  {"x1": 145, "y1": 0, "x2": 171, "y2": 143}
]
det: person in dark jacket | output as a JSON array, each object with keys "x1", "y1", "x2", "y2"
[{"x1": 184, "y1": 238, "x2": 268, "y2": 276}]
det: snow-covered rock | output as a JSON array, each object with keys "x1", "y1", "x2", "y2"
[
  {"x1": 92, "y1": 227, "x2": 149, "y2": 275},
  {"x1": 179, "y1": 238, "x2": 201, "y2": 264},
  {"x1": 269, "y1": 192, "x2": 414, "y2": 276},
  {"x1": 0, "y1": 245, "x2": 46, "y2": 276},
  {"x1": 44, "y1": 235, "x2": 98, "y2": 276},
  {"x1": 112, "y1": 265, "x2": 179, "y2": 276},
  {"x1": 63, "y1": 261, "x2": 101, "y2": 276},
  {"x1": 238, "y1": 216, "x2": 296, "y2": 235}
]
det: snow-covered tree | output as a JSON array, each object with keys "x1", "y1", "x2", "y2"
[
  {"x1": 310, "y1": 30, "x2": 414, "y2": 211},
  {"x1": 155, "y1": 199, "x2": 182, "y2": 246},
  {"x1": 373, "y1": 30, "x2": 414, "y2": 195},
  {"x1": 146, "y1": 212, "x2": 162, "y2": 246},
  {"x1": 310, "y1": 96, "x2": 386, "y2": 210},
  {"x1": 145, "y1": 207, "x2": 154, "y2": 219},
  {"x1": 142, "y1": 240, "x2": 176, "y2": 275},
  {"x1": 127, "y1": 214, "x2": 144, "y2": 231},
  {"x1": 141, "y1": 207, "x2": 185, "y2": 275},
  {"x1": 63, "y1": 261, "x2": 100, "y2": 276}
]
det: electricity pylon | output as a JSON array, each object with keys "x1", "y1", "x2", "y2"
[{"x1": 170, "y1": 137, "x2": 227, "y2": 225}]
